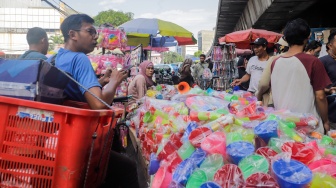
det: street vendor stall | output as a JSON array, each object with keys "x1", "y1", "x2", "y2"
[{"x1": 127, "y1": 84, "x2": 336, "y2": 188}]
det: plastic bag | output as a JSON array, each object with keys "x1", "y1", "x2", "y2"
[
  {"x1": 202, "y1": 115, "x2": 234, "y2": 132},
  {"x1": 172, "y1": 159, "x2": 197, "y2": 186},
  {"x1": 238, "y1": 154, "x2": 269, "y2": 179},
  {"x1": 245, "y1": 172, "x2": 279, "y2": 188},
  {"x1": 226, "y1": 141, "x2": 255, "y2": 165},
  {"x1": 310, "y1": 172, "x2": 336, "y2": 188},
  {"x1": 199, "y1": 154, "x2": 224, "y2": 181},
  {"x1": 213, "y1": 164, "x2": 245, "y2": 188},
  {"x1": 271, "y1": 157, "x2": 312, "y2": 188},
  {"x1": 185, "y1": 96, "x2": 229, "y2": 112},
  {"x1": 186, "y1": 169, "x2": 208, "y2": 188},
  {"x1": 281, "y1": 142, "x2": 318, "y2": 165},
  {"x1": 201, "y1": 132, "x2": 226, "y2": 157}
]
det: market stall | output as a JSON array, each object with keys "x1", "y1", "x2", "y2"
[{"x1": 127, "y1": 84, "x2": 336, "y2": 188}]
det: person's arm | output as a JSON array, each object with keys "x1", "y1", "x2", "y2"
[
  {"x1": 325, "y1": 87, "x2": 336, "y2": 94},
  {"x1": 311, "y1": 58, "x2": 332, "y2": 131},
  {"x1": 315, "y1": 90, "x2": 330, "y2": 131},
  {"x1": 135, "y1": 76, "x2": 147, "y2": 99},
  {"x1": 98, "y1": 68, "x2": 112, "y2": 87},
  {"x1": 192, "y1": 64, "x2": 198, "y2": 79},
  {"x1": 231, "y1": 74, "x2": 251, "y2": 86},
  {"x1": 256, "y1": 59, "x2": 273, "y2": 100},
  {"x1": 85, "y1": 69, "x2": 128, "y2": 109}
]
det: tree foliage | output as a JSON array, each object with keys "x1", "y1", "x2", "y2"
[
  {"x1": 93, "y1": 10, "x2": 134, "y2": 27},
  {"x1": 49, "y1": 35, "x2": 64, "y2": 51},
  {"x1": 163, "y1": 51, "x2": 184, "y2": 64},
  {"x1": 194, "y1": 50, "x2": 203, "y2": 57}
]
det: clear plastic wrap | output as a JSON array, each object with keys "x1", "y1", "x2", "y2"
[
  {"x1": 185, "y1": 96, "x2": 230, "y2": 112},
  {"x1": 268, "y1": 137, "x2": 291, "y2": 153},
  {"x1": 200, "y1": 154, "x2": 224, "y2": 181},
  {"x1": 213, "y1": 164, "x2": 245, "y2": 188},
  {"x1": 189, "y1": 148, "x2": 207, "y2": 167},
  {"x1": 162, "y1": 151, "x2": 183, "y2": 173},
  {"x1": 157, "y1": 133, "x2": 183, "y2": 161},
  {"x1": 226, "y1": 141, "x2": 255, "y2": 165},
  {"x1": 189, "y1": 109, "x2": 228, "y2": 122},
  {"x1": 238, "y1": 154, "x2": 269, "y2": 179},
  {"x1": 310, "y1": 172, "x2": 336, "y2": 188},
  {"x1": 201, "y1": 132, "x2": 226, "y2": 157},
  {"x1": 256, "y1": 147, "x2": 278, "y2": 164},
  {"x1": 308, "y1": 159, "x2": 336, "y2": 178},
  {"x1": 254, "y1": 120, "x2": 279, "y2": 144},
  {"x1": 182, "y1": 122, "x2": 198, "y2": 142},
  {"x1": 277, "y1": 120, "x2": 305, "y2": 142},
  {"x1": 152, "y1": 166, "x2": 172, "y2": 188},
  {"x1": 186, "y1": 169, "x2": 208, "y2": 188},
  {"x1": 271, "y1": 111, "x2": 319, "y2": 132},
  {"x1": 200, "y1": 181, "x2": 221, "y2": 188},
  {"x1": 188, "y1": 127, "x2": 212, "y2": 148},
  {"x1": 172, "y1": 159, "x2": 197, "y2": 186},
  {"x1": 228, "y1": 101, "x2": 266, "y2": 121},
  {"x1": 202, "y1": 115, "x2": 234, "y2": 132},
  {"x1": 272, "y1": 158, "x2": 312, "y2": 188},
  {"x1": 245, "y1": 172, "x2": 279, "y2": 188},
  {"x1": 178, "y1": 141, "x2": 195, "y2": 160},
  {"x1": 281, "y1": 142, "x2": 318, "y2": 165}
]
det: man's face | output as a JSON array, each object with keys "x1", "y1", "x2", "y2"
[
  {"x1": 328, "y1": 36, "x2": 336, "y2": 56},
  {"x1": 74, "y1": 22, "x2": 98, "y2": 54},
  {"x1": 200, "y1": 56, "x2": 205, "y2": 63},
  {"x1": 253, "y1": 45, "x2": 266, "y2": 57}
]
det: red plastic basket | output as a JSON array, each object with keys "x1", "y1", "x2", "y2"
[{"x1": 0, "y1": 96, "x2": 123, "y2": 188}]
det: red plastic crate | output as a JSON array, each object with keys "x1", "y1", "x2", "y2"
[{"x1": 0, "y1": 96, "x2": 123, "y2": 188}]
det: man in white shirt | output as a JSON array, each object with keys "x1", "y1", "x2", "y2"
[
  {"x1": 231, "y1": 38, "x2": 270, "y2": 93},
  {"x1": 271, "y1": 18, "x2": 331, "y2": 133}
]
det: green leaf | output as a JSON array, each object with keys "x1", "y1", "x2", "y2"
[{"x1": 93, "y1": 9, "x2": 134, "y2": 27}]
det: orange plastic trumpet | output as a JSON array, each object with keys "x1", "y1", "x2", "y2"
[{"x1": 177, "y1": 81, "x2": 190, "y2": 94}]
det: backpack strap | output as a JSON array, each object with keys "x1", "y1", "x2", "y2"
[{"x1": 50, "y1": 54, "x2": 57, "y2": 66}]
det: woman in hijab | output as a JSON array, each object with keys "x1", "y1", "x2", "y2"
[
  {"x1": 178, "y1": 58, "x2": 194, "y2": 87},
  {"x1": 128, "y1": 61, "x2": 155, "y2": 105}
]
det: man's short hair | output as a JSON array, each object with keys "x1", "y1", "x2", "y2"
[
  {"x1": 304, "y1": 40, "x2": 322, "y2": 52},
  {"x1": 61, "y1": 14, "x2": 94, "y2": 42},
  {"x1": 283, "y1": 18, "x2": 311, "y2": 46},
  {"x1": 200, "y1": 54, "x2": 206, "y2": 58},
  {"x1": 27, "y1": 27, "x2": 47, "y2": 45},
  {"x1": 328, "y1": 31, "x2": 336, "y2": 44}
]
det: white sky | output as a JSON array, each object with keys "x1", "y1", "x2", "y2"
[{"x1": 62, "y1": 0, "x2": 219, "y2": 37}]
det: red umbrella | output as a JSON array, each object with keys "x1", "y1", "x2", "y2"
[
  {"x1": 236, "y1": 48, "x2": 252, "y2": 56},
  {"x1": 219, "y1": 29, "x2": 283, "y2": 49},
  {"x1": 0, "y1": 51, "x2": 5, "y2": 56}
]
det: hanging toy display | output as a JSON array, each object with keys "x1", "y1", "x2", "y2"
[
  {"x1": 96, "y1": 24, "x2": 127, "y2": 50},
  {"x1": 211, "y1": 43, "x2": 237, "y2": 91}
]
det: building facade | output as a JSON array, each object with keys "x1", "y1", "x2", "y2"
[
  {"x1": 0, "y1": 0, "x2": 67, "y2": 57},
  {"x1": 197, "y1": 30, "x2": 214, "y2": 54}
]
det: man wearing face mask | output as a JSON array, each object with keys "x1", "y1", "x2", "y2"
[
  {"x1": 320, "y1": 31, "x2": 336, "y2": 129},
  {"x1": 304, "y1": 40, "x2": 322, "y2": 57}
]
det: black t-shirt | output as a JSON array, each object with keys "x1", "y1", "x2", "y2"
[
  {"x1": 320, "y1": 55, "x2": 336, "y2": 122},
  {"x1": 320, "y1": 55, "x2": 336, "y2": 87}
]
